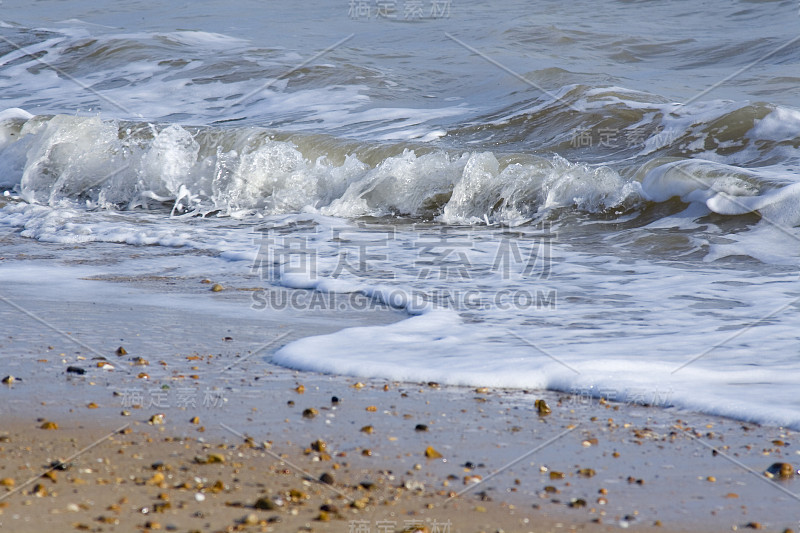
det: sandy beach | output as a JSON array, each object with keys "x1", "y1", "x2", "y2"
[
  {"x1": 1, "y1": 339, "x2": 799, "y2": 532},
  {"x1": 0, "y1": 241, "x2": 797, "y2": 533}
]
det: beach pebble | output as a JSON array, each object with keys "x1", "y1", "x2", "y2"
[
  {"x1": 415, "y1": 424, "x2": 428, "y2": 432},
  {"x1": 115, "y1": 346, "x2": 127, "y2": 356},
  {"x1": 311, "y1": 439, "x2": 327, "y2": 452},
  {"x1": 319, "y1": 472, "x2": 334, "y2": 485},
  {"x1": 40, "y1": 421, "x2": 58, "y2": 430},
  {"x1": 254, "y1": 497, "x2": 278, "y2": 510},
  {"x1": 569, "y1": 498, "x2": 587, "y2": 508},
  {"x1": 210, "y1": 283, "x2": 223, "y2": 292},
  {"x1": 2, "y1": 375, "x2": 15, "y2": 384},
  {"x1": 424, "y1": 446, "x2": 443, "y2": 459},
  {"x1": 302, "y1": 408, "x2": 318, "y2": 419},
  {"x1": 535, "y1": 399, "x2": 551, "y2": 416},
  {"x1": 66, "y1": 366, "x2": 85, "y2": 375},
  {"x1": 149, "y1": 414, "x2": 165, "y2": 425},
  {"x1": 239, "y1": 513, "x2": 258, "y2": 525},
  {"x1": 765, "y1": 462, "x2": 794, "y2": 479}
]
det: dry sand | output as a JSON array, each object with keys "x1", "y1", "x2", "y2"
[{"x1": 1, "y1": 377, "x2": 798, "y2": 533}]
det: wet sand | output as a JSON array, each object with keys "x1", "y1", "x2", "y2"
[{"x1": 0, "y1": 263, "x2": 799, "y2": 532}]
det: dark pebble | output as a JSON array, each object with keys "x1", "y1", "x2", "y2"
[
  {"x1": 415, "y1": 424, "x2": 428, "y2": 432},
  {"x1": 319, "y1": 472, "x2": 334, "y2": 485},
  {"x1": 66, "y1": 366, "x2": 86, "y2": 375}
]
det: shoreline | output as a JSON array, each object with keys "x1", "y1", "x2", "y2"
[{"x1": 0, "y1": 255, "x2": 798, "y2": 532}]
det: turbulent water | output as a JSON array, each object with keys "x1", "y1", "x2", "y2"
[{"x1": 1, "y1": 0, "x2": 799, "y2": 428}]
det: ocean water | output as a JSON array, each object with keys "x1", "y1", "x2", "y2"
[{"x1": 1, "y1": 0, "x2": 799, "y2": 428}]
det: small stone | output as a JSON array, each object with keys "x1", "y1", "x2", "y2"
[
  {"x1": 415, "y1": 424, "x2": 428, "y2": 432},
  {"x1": 365, "y1": 405, "x2": 377, "y2": 412},
  {"x1": 115, "y1": 347, "x2": 127, "y2": 356},
  {"x1": 210, "y1": 283, "x2": 223, "y2": 292},
  {"x1": 205, "y1": 453, "x2": 225, "y2": 464},
  {"x1": 578, "y1": 468, "x2": 595, "y2": 477},
  {"x1": 745, "y1": 522, "x2": 763, "y2": 530},
  {"x1": 152, "y1": 502, "x2": 171, "y2": 513},
  {"x1": 331, "y1": 396, "x2": 339, "y2": 404},
  {"x1": 190, "y1": 416, "x2": 200, "y2": 425},
  {"x1": 569, "y1": 498, "x2": 587, "y2": 508},
  {"x1": 31, "y1": 483, "x2": 47, "y2": 497},
  {"x1": 87, "y1": 402, "x2": 98, "y2": 409},
  {"x1": 319, "y1": 472, "x2": 335, "y2": 485},
  {"x1": 240, "y1": 513, "x2": 258, "y2": 525},
  {"x1": 424, "y1": 446, "x2": 443, "y2": 459},
  {"x1": 535, "y1": 399, "x2": 551, "y2": 416},
  {"x1": 66, "y1": 366, "x2": 85, "y2": 375},
  {"x1": 254, "y1": 497, "x2": 277, "y2": 510},
  {"x1": 40, "y1": 421, "x2": 58, "y2": 430},
  {"x1": 295, "y1": 385, "x2": 305, "y2": 394},
  {"x1": 311, "y1": 440, "x2": 327, "y2": 452},
  {"x1": 0, "y1": 478, "x2": 14, "y2": 487},
  {"x1": 134, "y1": 357, "x2": 149, "y2": 366},
  {"x1": 706, "y1": 476, "x2": 716, "y2": 482},
  {"x1": 2, "y1": 376, "x2": 15, "y2": 384},
  {"x1": 302, "y1": 408, "x2": 318, "y2": 419},
  {"x1": 351, "y1": 382, "x2": 365, "y2": 389},
  {"x1": 149, "y1": 414, "x2": 165, "y2": 425},
  {"x1": 288, "y1": 489, "x2": 308, "y2": 502},
  {"x1": 360, "y1": 425, "x2": 374, "y2": 434},
  {"x1": 765, "y1": 462, "x2": 794, "y2": 479}
]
